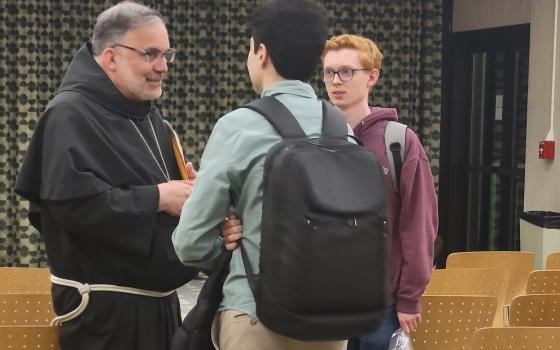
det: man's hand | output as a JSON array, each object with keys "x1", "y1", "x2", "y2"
[
  {"x1": 221, "y1": 214, "x2": 242, "y2": 250},
  {"x1": 397, "y1": 312, "x2": 421, "y2": 334},
  {"x1": 157, "y1": 180, "x2": 195, "y2": 217},
  {"x1": 185, "y1": 161, "x2": 198, "y2": 180}
]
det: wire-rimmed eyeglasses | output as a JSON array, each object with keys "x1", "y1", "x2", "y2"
[
  {"x1": 323, "y1": 67, "x2": 370, "y2": 82},
  {"x1": 112, "y1": 44, "x2": 175, "y2": 63}
]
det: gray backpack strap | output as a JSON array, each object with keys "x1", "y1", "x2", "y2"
[
  {"x1": 384, "y1": 121, "x2": 407, "y2": 194},
  {"x1": 245, "y1": 96, "x2": 306, "y2": 139},
  {"x1": 321, "y1": 100, "x2": 348, "y2": 139}
]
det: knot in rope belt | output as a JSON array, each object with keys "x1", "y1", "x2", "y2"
[{"x1": 50, "y1": 275, "x2": 175, "y2": 326}]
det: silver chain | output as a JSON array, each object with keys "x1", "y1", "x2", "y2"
[{"x1": 129, "y1": 116, "x2": 171, "y2": 182}]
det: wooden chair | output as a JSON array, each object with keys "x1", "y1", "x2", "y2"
[
  {"x1": 508, "y1": 294, "x2": 560, "y2": 327},
  {"x1": 470, "y1": 327, "x2": 560, "y2": 349},
  {"x1": 546, "y1": 252, "x2": 560, "y2": 269},
  {"x1": 446, "y1": 251, "x2": 534, "y2": 303},
  {"x1": 424, "y1": 268, "x2": 508, "y2": 326},
  {"x1": 0, "y1": 267, "x2": 51, "y2": 293},
  {"x1": 411, "y1": 295, "x2": 497, "y2": 350},
  {"x1": 0, "y1": 293, "x2": 56, "y2": 326},
  {"x1": 526, "y1": 270, "x2": 560, "y2": 294},
  {"x1": 0, "y1": 325, "x2": 60, "y2": 349}
]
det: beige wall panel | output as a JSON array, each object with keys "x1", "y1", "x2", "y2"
[
  {"x1": 524, "y1": 0, "x2": 560, "y2": 211},
  {"x1": 453, "y1": 0, "x2": 532, "y2": 32}
]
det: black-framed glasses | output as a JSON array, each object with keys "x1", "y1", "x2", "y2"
[
  {"x1": 323, "y1": 67, "x2": 370, "y2": 82},
  {"x1": 112, "y1": 44, "x2": 175, "y2": 63}
]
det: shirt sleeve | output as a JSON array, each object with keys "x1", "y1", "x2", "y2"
[
  {"x1": 395, "y1": 130, "x2": 438, "y2": 314},
  {"x1": 172, "y1": 117, "x2": 237, "y2": 268},
  {"x1": 46, "y1": 185, "x2": 159, "y2": 256}
]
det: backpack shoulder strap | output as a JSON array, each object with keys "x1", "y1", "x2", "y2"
[
  {"x1": 240, "y1": 242, "x2": 258, "y2": 301},
  {"x1": 321, "y1": 100, "x2": 349, "y2": 139},
  {"x1": 244, "y1": 96, "x2": 306, "y2": 138},
  {"x1": 384, "y1": 121, "x2": 407, "y2": 194}
]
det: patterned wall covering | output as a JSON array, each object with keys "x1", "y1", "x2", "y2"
[{"x1": 0, "y1": 0, "x2": 442, "y2": 266}]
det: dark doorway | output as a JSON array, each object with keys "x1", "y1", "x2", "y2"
[{"x1": 440, "y1": 25, "x2": 530, "y2": 261}]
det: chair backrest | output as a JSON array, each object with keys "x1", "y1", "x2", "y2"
[
  {"x1": 0, "y1": 325, "x2": 60, "y2": 349},
  {"x1": 0, "y1": 267, "x2": 51, "y2": 293},
  {"x1": 546, "y1": 252, "x2": 560, "y2": 269},
  {"x1": 446, "y1": 251, "x2": 534, "y2": 303},
  {"x1": 509, "y1": 294, "x2": 560, "y2": 327},
  {"x1": 470, "y1": 327, "x2": 560, "y2": 349},
  {"x1": 0, "y1": 293, "x2": 56, "y2": 326},
  {"x1": 526, "y1": 270, "x2": 560, "y2": 294},
  {"x1": 411, "y1": 295, "x2": 497, "y2": 350},
  {"x1": 424, "y1": 268, "x2": 508, "y2": 327}
]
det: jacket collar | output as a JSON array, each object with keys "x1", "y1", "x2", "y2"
[{"x1": 261, "y1": 80, "x2": 317, "y2": 99}]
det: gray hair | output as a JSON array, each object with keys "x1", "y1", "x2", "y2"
[{"x1": 91, "y1": 1, "x2": 165, "y2": 56}]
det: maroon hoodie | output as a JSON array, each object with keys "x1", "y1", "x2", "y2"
[{"x1": 353, "y1": 107, "x2": 438, "y2": 314}]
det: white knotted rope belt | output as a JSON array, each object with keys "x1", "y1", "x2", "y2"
[{"x1": 50, "y1": 275, "x2": 175, "y2": 326}]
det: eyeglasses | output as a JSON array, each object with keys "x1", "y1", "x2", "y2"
[
  {"x1": 112, "y1": 44, "x2": 175, "y2": 63},
  {"x1": 323, "y1": 67, "x2": 370, "y2": 82}
]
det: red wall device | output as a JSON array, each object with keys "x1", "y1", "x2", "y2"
[{"x1": 539, "y1": 140, "x2": 555, "y2": 160}]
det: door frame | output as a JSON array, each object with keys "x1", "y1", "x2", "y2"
[{"x1": 439, "y1": 23, "x2": 530, "y2": 264}]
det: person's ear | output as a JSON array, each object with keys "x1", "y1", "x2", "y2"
[
  {"x1": 258, "y1": 43, "x2": 269, "y2": 67},
  {"x1": 99, "y1": 47, "x2": 118, "y2": 72},
  {"x1": 367, "y1": 69, "x2": 380, "y2": 88}
]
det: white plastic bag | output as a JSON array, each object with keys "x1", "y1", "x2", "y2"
[{"x1": 387, "y1": 328, "x2": 414, "y2": 350}]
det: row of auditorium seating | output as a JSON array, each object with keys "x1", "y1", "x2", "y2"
[
  {"x1": 411, "y1": 251, "x2": 560, "y2": 349},
  {"x1": 2, "y1": 252, "x2": 560, "y2": 349},
  {"x1": 0, "y1": 267, "x2": 58, "y2": 349}
]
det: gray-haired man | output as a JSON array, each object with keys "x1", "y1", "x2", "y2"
[{"x1": 15, "y1": 1, "x2": 238, "y2": 349}]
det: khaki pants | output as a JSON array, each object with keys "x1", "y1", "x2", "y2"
[{"x1": 212, "y1": 310, "x2": 347, "y2": 350}]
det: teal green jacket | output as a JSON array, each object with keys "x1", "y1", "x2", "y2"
[{"x1": 172, "y1": 80, "x2": 324, "y2": 317}]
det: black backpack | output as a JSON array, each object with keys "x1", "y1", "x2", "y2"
[
  {"x1": 171, "y1": 250, "x2": 232, "y2": 350},
  {"x1": 240, "y1": 96, "x2": 389, "y2": 341}
]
